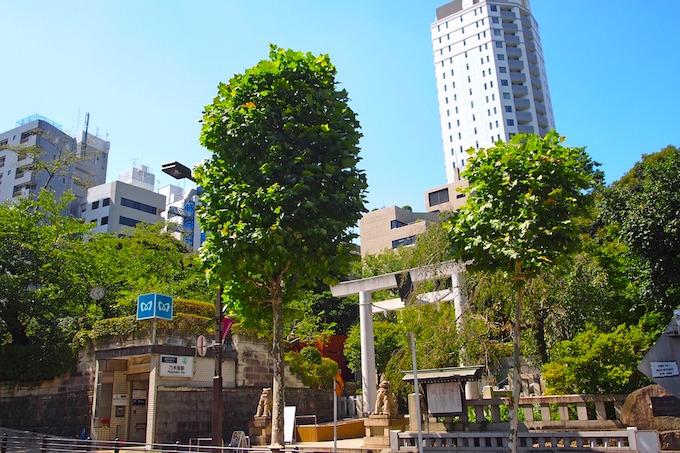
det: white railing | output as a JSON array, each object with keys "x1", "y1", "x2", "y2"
[{"x1": 392, "y1": 428, "x2": 660, "y2": 452}]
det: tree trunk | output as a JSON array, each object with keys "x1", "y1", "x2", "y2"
[
  {"x1": 508, "y1": 266, "x2": 524, "y2": 453},
  {"x1": 270, "y1": 283, "x2": 285, "y2": 448},
  {"x1": 533, "y1": 307, "x2": 548, "y2": 365}
]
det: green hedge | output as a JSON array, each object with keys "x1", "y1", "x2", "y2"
[
  {"x1": 285, "y1": 350, "x2": 338, "y2": 389},
  {"x1": 90, "y1": 313, "x2": 213, "y2": 340}
]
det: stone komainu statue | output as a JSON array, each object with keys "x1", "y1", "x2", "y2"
[
  {"x1": 374, "y1": 380, "x2": 399, "y2": 415},
  {"x1": 255, "y1": 387, "x2": 273, "y2": 417}
]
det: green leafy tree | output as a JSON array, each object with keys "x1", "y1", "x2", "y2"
[
  {"x1": 542, "y1": 314, "x2": 663, "y2": 395},
  {"x1": 0, "y1": 191, "x2": 92, "y2": 380},
  {"x1": 344, "y1": 320, "x2": 407, "y2": 381},
  {"x1": 195, "y1": 45, "x2": 367, "y2": 446},
  {"x1": 444, "y1": 132, "x2": 602, "y2": 453},
  {"x1": 600, "y1": 145, "x2": 680, "y2": 312}
]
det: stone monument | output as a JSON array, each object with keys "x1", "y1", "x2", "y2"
[
  {"x1": 249, "y1": 388, "x2": 273, "y2": 445},
  {"x1": 364, "y1": 381, "x2": 407, "y2": 448}
]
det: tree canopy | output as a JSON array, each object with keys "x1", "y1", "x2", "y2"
[
  {"x1": 445, "y1": 131, "x2": 602, "y2": 453},
  {"x1": 195, "y1": 44, "x2": 367, "y2": 446}
]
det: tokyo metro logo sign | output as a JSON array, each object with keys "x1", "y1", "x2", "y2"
[{"x1": 137, "y1": 293, "x2": 174, "y2": 321}]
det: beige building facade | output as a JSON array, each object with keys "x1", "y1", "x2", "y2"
[{"x1": 359, "y1": 206, "x2": 439, "y2": 257}]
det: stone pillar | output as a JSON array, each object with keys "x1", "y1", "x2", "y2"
[
  {"x1": 452, "y1": 266, "x2": 467, "y2": 331},
  {"x1": 360, "y1": 290, "x2": 377, "y2": 415},
  {"x1": 145, "y1": 354, "x2": 159, "y2": 445}
]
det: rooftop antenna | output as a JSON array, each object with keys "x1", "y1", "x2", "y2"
[{"x1": 82, "y1": 112, "x2": 90, "y2": 156}]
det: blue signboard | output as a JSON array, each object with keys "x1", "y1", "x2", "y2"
[{"x1": 137, "y1": 293, "x2": 174, "y2": 321}]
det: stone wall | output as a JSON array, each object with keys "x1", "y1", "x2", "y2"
[
  {"x1": 232, "y1": 336, "x2": 305, "y2": 388},
  {"x1": 154, "y1": 387, "x2": 334, "y2": 444},
  {"x1": 0, "y1": 347, "x2": 95, "y2": 437}
]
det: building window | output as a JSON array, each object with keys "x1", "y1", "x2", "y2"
[
  {"x1": 490, "y1": 81, "x2": 494, "y2": 87},
  {"x1": 496, "y1": 41, "x2": 503, "y2": 48},
  {"x1": 15, "y1": 169, "x2": 25, "y2": 179},
  {"x1": 457, "y1": 119, "x2": 460, "y2": 126},
  {"x1": 428, "y1": 188, "x2": 450, "y2": 206},
  {"x1": 101, "y1": 216, "x2": 109, "y2": 225},
  {"x1": 492, "y1": 17, "x2": 499, "y2": 24},
  {"x1": 444, "y1": 85, "x2": 447, "y2": 91},
  {"x1": 498, "y1": 54, "x2": 505, "y2": 61},
  {"x1": 447, "y1": 109, "x2": 450, "y2": 116},
  {"x1": 391, "y1": 220, "x2": 407, "y2": 229},
  {"x1": 119, "y1": 216, "x2": 141, "y2": 227},
  {"x1": 120, "y1": 197, "x2": 158, "y2": 215},
  {"x1": 442, "y1": 72, "x2": 446, "y2": 79},
  {"x1": 451, "y1": 69, "x2": 455, "y2": 75},
  {"x1": 103, "y1": 197, "x2": 110, "y2": 206},
  {"x1": 507, "y1": 119, "x2": 515, "y2": 126},
  {"x1": 501, "y1": 79, "x2": 509, "y2": 86},
  {"x1": 472, "y1": 114, "x2": 476, "y2": 121},
  {"x1": 474, "y1": 127, "x2": 478, "y2": 135},
  {"x1": 492, "y1": 94, "x2": 495, "y2": 100},
  {"x1": 487, "y1": 55, "x2": 490, "y2": 62},
  {"x1": 471, "y1": 101, "x2": 474, "y2": 108},
  {"x1": 454, "y1": 94, "x2": 457, "y2": 100},
  {"x1": 496, "y1": 120, "x2": 499, "y2": 127},
  {"x1": 0, "y1": 156, "x2": 5, "y2": 168},
  {"x1": 503, "y1": 92, "x2": 511, "y2": 99},
  {"x1": 452, "y1": 81, "x2": 456, "y2": 88},
  {"x1": 467, "y1": 76, "x2": 471, "y2": 82},
  {"x1": 494, "y1": 29, "x2": 501, "y2": 36},
  {"x1": 462, "y1": 27, "x2": 465, "y2": 34},
  {"x1": 494, "y1": 107, "x2": 497, "y2": 114},
  {"x1": 392, "y1": 236, "x2": 416, "y2": 249},
  {"x1": 448, "y1": 122, "x2": 451, "y2": 129},
  {"x1": 449, "y1": 136, "x2": 453, "y2": 142},
  {"x1": 489, "y1": 122, "x2": 493, "y2": 129},
  {"x1": 484, "y1": 83, "x2": 487, "y2": 89},
  {"x1": 0, "y1": 140, "x2": 7, "y2": 150},
  {"x1": 92, "y1": 200, "x2": 100, "y2": 210},
  {"x1": 487, "y1": 109, "x2": 491, "y2": 116},
  {"x1": 490, "y1": 5, "x2": 498, "y2": 11},
  {"x1": 455, "y1": 107, "x2": 459, "y2": 113},
  {"x1": 499, "y1": 67, "x2": 507, "y2": 73},
  {"x1": 469, "y1": 88, "x2": 473, "y2": 95},
  {"x1": 445, "y1": 97, "x2": 449, "y2": 104},
  {"x1": 458, "y1": 133, "x2": 462, "y2": 139},
  {"x1": 466, "y1": 63, "x2": 469, "y2": 70},
  {"x1": 505, "y1": 106, "x2": 513, "y2": 112}
]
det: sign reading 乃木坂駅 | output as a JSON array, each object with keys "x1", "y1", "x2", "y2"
[{"x1": 159, "y1": 355, "x2": 193, "y2": 377}]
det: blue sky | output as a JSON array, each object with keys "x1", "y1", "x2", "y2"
[{"x1": 1, "y1": 1, "x2": 679, "y2": 212}]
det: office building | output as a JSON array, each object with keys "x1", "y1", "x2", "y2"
[
  {"x1": 0, "y1": 114, "x2": 109, "y2": 216},
  {"x1": 359, "y1": 206, "x2": 438, "y2": 257},
  {"x1": 432, "y1": 0, "x2": 555, "y2": 183},
  {"x1": 158, "y1": 184, "x2": 202, "y2": 251}
]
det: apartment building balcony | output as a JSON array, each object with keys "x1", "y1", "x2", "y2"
[
  {"x1": 518, "y1": 125, "x2": 535, "y2": 134},
  {"x1": 506, "y1": 47, "x2": 522, "y2": 59},
  {"x1": 524, "y1": 38, "x2": 536, "y2": 53},
  {"x1": 514, "y1": 98, "x2": 531, "y2": 111},
  {"x1": 512, "y1": 85, "x2": 529, "y2": 97},
  {"x1": 510, "y1": 72, "x2": 526, "y2": 85},
  {"x1": 508, "y1": 60, "x2": 524, "y2": 72},
  {"x1": 528, "y1": 62, "x2": 540, "y2": 77},
  {"x1": 75, "y1": 162, "x2": 98, "y2": 176},
  {"x1": 520, "y1": 14, "x2": 532, "y2": 30},
  {"x1": 516, "y1": 112, "x2": 533, "y2": 124},
  {"x1": 539, "y1": 127, "x2": 550, "y2": 136},
  {"x1": 537, "y1": 114, "x2": 549, "y2": 129},
  {"x1": 504, "y1": 35, "x2": 520, "y2": 46},
  {"x1": 532, "y1": 88, "x2": 544, "y2": 102},
  {"x1": 534, "y1": 100, "x2": 546, "y2": 115},
  {"x1": 501, "y1": 11, "x2": 517, "y2": 21},
  {"x1": 523, "y1": 28, "x2": 534, "y2": 40},
  {"x1": 503, "y1": 23, "x2": 519, "y2": 33},
  {"x1": 526, "y1": 50, "x2": 538, "y2": 64},
  {"x1": 530, "y1": 75, "x2": 542, "y2": 89}
]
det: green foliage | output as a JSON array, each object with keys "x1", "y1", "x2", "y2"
[
  {"x1": 285, "y1": 350, "x2": 339, "y2": 389},
  {"x1": 196, "y1": 44, "x2": 367, "y2": 297},
  {"x1": 542, "y1": 315, "x2": 663, "y2": 394},
  {"x1": 174, "y1": 299, "x2": 215, "y2": 318},
  {"x1": 90, "y1": 316, "x2": 140, "y2": 340},
  {"x1": 600, "y1": 145, "x2": 680, "y2": 312},
  {"x1": 446, "y1": 132, "x2": 603, "y2": 278},
  {"x1": 300, "y1": 345, "x2": 322, "y2": 364},
  {"x1": 344, "y1": 320, "x2": 407, "y2": 381},
  {"x1": 0, "y1": 342, "x2": 76, "y2": 382}
]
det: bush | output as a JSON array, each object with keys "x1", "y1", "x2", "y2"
[
  {"x1": 286, "y1": 350, "x2": 338, "y2": 389},
  {"x1": 0, "y1": 342, "x2": 76, "y2": 382},
  {"x1": 542, "y1": 316, "x2": 661, "y2": 394}
]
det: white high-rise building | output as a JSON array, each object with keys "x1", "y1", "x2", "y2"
[{"x1": 432, "y1": 0, "x2": 555, "y2": 183}]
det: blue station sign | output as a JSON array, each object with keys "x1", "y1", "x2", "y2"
[{"x1": 137, "y1": 293, "x2": 174, "y2": 321}]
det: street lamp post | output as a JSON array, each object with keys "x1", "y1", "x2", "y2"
[{"x1": 162, "y1": 161, "x2": 222, "y2": 447}]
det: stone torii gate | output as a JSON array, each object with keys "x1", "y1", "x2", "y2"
[{"x1": 330, "y1": 260, "x2": 467, "y2": 414}]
